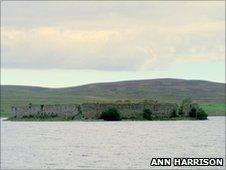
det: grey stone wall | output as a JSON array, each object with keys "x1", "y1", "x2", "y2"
[
  {"x1": 144, "y1": 102, "x2": 178, "y2": 118},
  {"x1": 81, "y1": 103, "x2": 145, "y2": 119},
  {"x1": 11, "y1": 102, "x2": 179, "y2": 119},
  {"x1": 12, "y1": 104, "x2": 81, "y2": 119},
  {"x1": 178, "y1": 99, "x2": 199, "y2": 116}
]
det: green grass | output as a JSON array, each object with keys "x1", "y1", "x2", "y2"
[
  {"x1": 200, "y1": 103, "x2": 225, "y2": 116},
  {"x1": 0, "y1": 112, "x2": 10, "y2": 118}
]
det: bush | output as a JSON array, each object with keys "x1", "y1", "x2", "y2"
[
  {"x1": 178, "y1": 98, "x2": 192, "y2": 116},
  {"x1": 178, "y1": 106, "x2": 184, "y2": 116},
  {"x1": 22, "y1": 114, "x2": 34, "y2": 119},
  {"x1": 100, "y1": 108, "x2": 121, "y2": 121},
  {"x1": 189, "y1": 107, "x2": 197, "y2": 118},
  {"x1": 143, "y1": 108, "x2": 153, "y2": 120},
  {"x1": 189, "y1": 106, "x2": 208, "y2": 120},
  {"x1": 197, "y1": 108, "x2": 208, "y2": 120},
  {"x1": 171, "y1": 109, "x2": 178, "y2": 118}
]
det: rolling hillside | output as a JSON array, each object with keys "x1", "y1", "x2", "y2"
[{"x1": 1, "y1": 78, "x2": 225, "y2": 116}]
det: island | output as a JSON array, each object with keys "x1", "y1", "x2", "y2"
[{"x1": 9, "y1": 98, "x2": 208, "y2": 121}]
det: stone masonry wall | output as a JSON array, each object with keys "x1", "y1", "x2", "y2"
[
  {"x1": 11, "y1": 102, "x2": 180, "y2": 119},
  {"x1": 81, "y1": 103, "x2": 145, "y2": 119},
  {"x1": 12, "y1": 104, "x2": 81, "y2": 119},
  {"x1": 143, "y1": 103, "x2": 178, "y2": 118}
]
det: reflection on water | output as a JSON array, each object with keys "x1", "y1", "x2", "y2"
[{"x1": 1, "y1": 117, "x2": 225, "y2": 169}]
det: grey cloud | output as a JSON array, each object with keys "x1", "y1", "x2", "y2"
[
  {"x1": 1, "y1": 1, "x2": 224, "y2": 71},
  {"x1": 2, "y1": 1, "x2": 224, "y2": 28}
]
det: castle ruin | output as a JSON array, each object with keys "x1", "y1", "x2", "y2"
[{"x1": 11, "y1": 101, "x2": 197, "y2": 120}]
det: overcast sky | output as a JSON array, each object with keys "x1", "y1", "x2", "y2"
[{"x1": 1, "y1": 1, "x2": 225, "y2": 87}]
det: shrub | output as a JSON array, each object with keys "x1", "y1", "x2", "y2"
[
  {"x1": 189, "y1": 106, "x2": 208, "y2": 120},
  {"x1": 189, "y1": 107, "x2": 197, "y2": 118},
  {"x1": 178, "y1": 98, "x2": 192, "y2": 116},
  {"x1": 178, "y1": 106, "x2": 184, "y2": 116},
  {"x1": 143, "y1": 108, "x2": 153, "y2": 120},
  {"x1": 50, "y1": 112, "x2": 57, "y2": 118},
  {"x1": 171, "y1": 109, "x2": 178, "y2": 118},
  {"x1": 22, "y1": 114, "x2": 34, "y2": 119},
  {"x1": 28, "y1": 103, "x2": 32, "y2": 109},
  {"x1": 100, "y1": 108, "x2": 121, "y2": 121},
  {"x1": 197, "y1": 108, "x2": 208, "y2": 120}
]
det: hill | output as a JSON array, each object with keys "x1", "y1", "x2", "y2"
[{"x1": 1, "y1": 78, "x2": 225, "y2": 116}]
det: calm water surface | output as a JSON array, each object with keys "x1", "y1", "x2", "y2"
[{"x1": 1, "y1": 117, "x2": 225, "y2": 169}]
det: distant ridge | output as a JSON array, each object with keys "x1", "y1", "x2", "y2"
[
  {"x1": 1, "y1": 78, "x2": 225, "y2": 113},
  {"x1": 2, "y1": 78, "x2": 224, "y2": 89}
]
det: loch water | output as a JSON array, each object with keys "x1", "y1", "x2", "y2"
[{"x1": 1, "y1": 117, "x2": 225, "y2": 169}]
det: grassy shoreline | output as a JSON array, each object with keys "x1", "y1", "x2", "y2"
[{"x1": 200, "y1": 104, "x2": 225, "y2": 116}]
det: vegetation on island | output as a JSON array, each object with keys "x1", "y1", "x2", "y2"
[
  {"x1": 4, "y1": 97, "x2": 209, "y2": 121},
  {"x1": 143, "y1": 108, "x2": 153, "y2": 120},
  {"x1": 99, "y1": 108, "x2": 121, "y2": 121},
  {"x1": 189, "y1": 107, "x2": 208, "y2": 120}
]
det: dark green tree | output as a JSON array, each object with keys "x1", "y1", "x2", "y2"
[
  {"x1": 171, "y1": 109, "x2": 178, "y2": 118},
  {"x1": 189, "y1": 107, "x2": 197, "y2": 118},
  {"x1": 143, "y1": 108, "x2": 153, "y2": 120},
  {"x1": 197, "y1": 108, "x2": 208, "y2": 120},
  {"x1": 100, "y1": 108, "x2": 121, "y2": 121}
]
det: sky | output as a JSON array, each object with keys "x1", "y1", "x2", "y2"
[{"x1": 1, "y1": 1, "x2": 225, "y2": 87}]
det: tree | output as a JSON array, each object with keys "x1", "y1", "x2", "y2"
[
  {"x1": 100, "y1": 108, "x2": 121, "y2": 121},
  {"x1": 143, "y1": 108, "x2": 153, "y2": 120},
  {"x1": 189, "y1": 107, "x2": 197, "y2": 118},
  {"x1": 196, "y1": 108, "x2": 208, "y2": 120}
]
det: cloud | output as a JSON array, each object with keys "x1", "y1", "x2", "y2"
[
  {"x1": 177, "y1": 55, "x2": 225, "y2": 62},
  {"x1": 1, "y1": 1, "x2": 225, "y2": 71}
]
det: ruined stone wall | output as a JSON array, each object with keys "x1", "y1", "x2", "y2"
[
  {"x1": 11, "y1": 102, "x2": 179, "y2": 119},
  {"x1": 80, "y1": 102, "x2": 178, "y2": 119},
  {"x1": 178, "y1": 99, "x2": 199, "y2": 116},
  {"x1": 81, "y1": 103, "x2": 145, "y2": 119},
  {"x1": 144, "y1": 103, "x2": 178, "y2": 118},
  {"x1": 12, "y1": 104, "x2": 81, "y2": 119}
]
